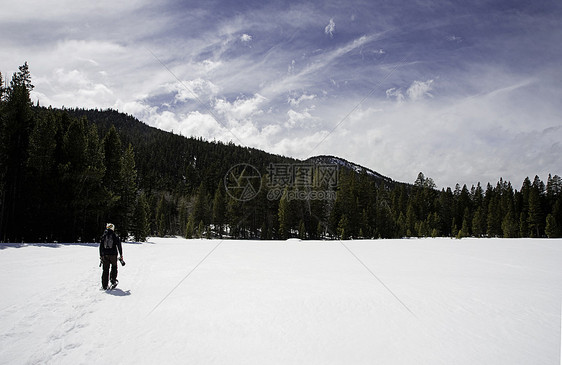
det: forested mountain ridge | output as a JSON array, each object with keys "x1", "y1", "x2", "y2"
[
  {"x1": 1, "y1": 63, "x2": 561, "y2": 242},
  {"x1": 305, "y1": 155, "x2": 395, "y2": 187},
  {"x1": 66, "y1": 108, "x2": 297, "y2": 194}
]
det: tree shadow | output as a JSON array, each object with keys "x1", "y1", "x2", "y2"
[
  {"x1": 0, "y1": 240, "x2": 156, "y2": 250},
  {"x1": 0, "y1": 242, "x2": 99, "y2": 250},
  {"x1": 125, "y1": 240, "x2": 156, "y2": 245}
]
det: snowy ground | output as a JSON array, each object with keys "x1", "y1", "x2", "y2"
[{"x1": 0, "y1": 237, "x2": 561, "y2": 365}]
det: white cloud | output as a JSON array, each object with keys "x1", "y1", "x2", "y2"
[
  {"x1": 288, "y1": 60, "x2": 295, "y2": 74},
  {"x1": 150, "y1": 110, "x2": 179, "y2": 132},
  {"x1": 32, "y1": 67, "x2": 115, "y2": 108},
  {"x1": 386, "y1": 80, "x2": 434, "y2": 103},
  {"x1": 286, "y1": 108, "x2": 314, "y2": 128},
  {"x1": 324, "y1": 18, "x2": 336, "y2": 38},
  {"x1": 270, "y1": 130, "x2": 332, "y2": 158},
  {"x1": 304, "y1": 71, "x2": 561, "y2": 189},
  {"x1": 3, "y1": 0, "x2": 150, "y2": 22},
  {"x1": 447, "y1": 35, "x2": 463, "y2": 43},
  {"x1": 4, "y1": 1, "x2": 560, "y2": 191},
  {"x1": 214, "y1": 94, "x2": 267, "y2": 122},
  {"x1": 179, "y1": 111, "x2": 223, "y2": 139},
  {"x1": 406, "y1": 79, "x2": 434, "y2": 101},
  {"x1": 198, "y1": 60, "x2": 223, "y2": 73},
  {"x1": 240, "y1": 34, "x2": 253, "y2": 42},
  {"x1": 115, "y1": 100, "x2": 156, "y2": 117},
  {"x1": 172, "y1": 78, "x2": 220, "y2": 102},
  {"x1": 288, "y1": 93, "x2": 316, "y2": 106},
  {"x1": 385, "y1": 87, "x2": 405, "y2": 103},
  {"x1": 53, "y1": 68, "x2": 91, "y2": 88}
]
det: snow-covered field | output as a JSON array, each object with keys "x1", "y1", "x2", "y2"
[{"x1": 1, "y1": 237, "x2": 561, "y2": 365}]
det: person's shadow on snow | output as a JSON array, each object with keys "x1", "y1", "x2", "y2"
[{"x1": 105, "y1": 288, "x2": 131, "y2": 296}]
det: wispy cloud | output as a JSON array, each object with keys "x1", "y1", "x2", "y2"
[
  {"x1": 324, "y1": 18, "x2": 336, "y2": 38},
  {"x1": 446, "y1": 35, "x2": 462, "y2": 43},
  {"x1": 3, "y1": 0, "x2": 561, "y2": 188},
  {"x1": 260, "y1": 34, "x2": 376, "y2": 97},
  {"x1": 288, "y1": 93, "x2": 316, "y2": 106},
  {"x1": 385, "y1": 79, "x2": 433, "y2": 103}
]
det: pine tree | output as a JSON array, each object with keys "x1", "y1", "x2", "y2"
[
  {"x1": 25, "y1": 111, "x2": 58, "y2": 240},
  {"x1": 438, "y1": 188, "x2": 454, "y2": 236},
  {"x1": 132, "y1": 192, "x2": 150, "y2": 242},
  {"x1": 316, "y1": 221, "x2": 325, "y2": 239},
  {"x1": 226, "y1": 196, "x2": 242, "y2": 238},
  {"x1": 82, "y1": 122, "x2": 107, "y2": 239},
  {"x1": 405, "y1": 202, "x2": 416, "y2": 237},
  {"x1": 553, "y1": 197, "x2": 562, "y2": 237},
  {"x1": 337, "y1": 214, "x2": 350, "y2": 240},
  {"x1": 177, "y1": 199, "x2": 189, "y2": 236},
  {"x1": 544, "y1": 214, "x2": 559, "y2": 238},
  {"x1": 191, "y1": 182, "x2": 209, "y2": 228},
  {"x1": 414, "y1": 172, "x2": 426, "y2": 187},
  {"x1": 278, "y1": 188, "x2": 290, "y2": 239},
  {"x1": 65, "y1": 116, "x2": 108, "y2": 240},
  {"x1": 519, "y1": 177, "x2": 532, "y2": 236},
  {"x1": 396, "y1": 212, "x2": 406, "y2": 238},
  {"x1": 459, "y1": 207, "x2": 470, "y2": 238},
  {"x1": 198, "y1": 220, "x2": 205, "y2": 239},
  {"x1": 519, "y1": 212, "x2": 529, "y2": 237},
  {"x1": 102, "y1": 125, "x2": 123, "y2": 193},
  {"x1": 27, "y1": 112, "x2": 57, "y2": 177},
  {"x1": 502, "y1": 210, "x2": 518, "y2": 238},
  {"x1": 546, "y1": 175, "x2": 561, "y2": 211},
  {"x1": 486, "y1": 195, "x2": 501, "y2": 237},
  {"x1": 212, "y1": 183, "x2": 226, "y2": 238},
  {"x1": 156, "y1": 194, "x2": 167, "y2": 236},
  {"x1": 471, "y1": 207, "x2": 485, "y2": 237},
  {"x1": 451, "y1": 218, "x2": 459, "y2": 238},
  {"x1": 102, "y1": 125, "x2": 123, "y2": 230},
  {"x1": 298, "y1": 219, "x2": 306, "y2": 239},
  {"x1": 0, "y1": 72, "x2": 5, "y2": 102},
  {"x1": 527, "y1": 186, "x2": 543, "y2": 237},
  {"x1": 0, "y1": 63, "x2": 35, "y2": 241},
  {"x1": 376, "y1": 192, "x2": 395, "y2": 238},
  {"x1": 118, "y1": 143, "x2": 138, "y2": 238},
  {"x1": 417, "y1": 220, "x2": 428, "y2": 238},
  {"x1": 185, "y1": 216, "x2": 194, "y2": 239}
]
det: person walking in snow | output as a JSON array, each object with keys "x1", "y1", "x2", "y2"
[{"x1": 99, "y1": 223, "x2": 123, "y2": 290}]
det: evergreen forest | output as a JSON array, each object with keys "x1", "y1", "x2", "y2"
[{"x1": 1, "y1": 63, "x2": 561, "y2": 242}]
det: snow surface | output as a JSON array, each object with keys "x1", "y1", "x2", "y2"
[{"x1": 1, "y1": 237, "x2": 561, "y2": 365}]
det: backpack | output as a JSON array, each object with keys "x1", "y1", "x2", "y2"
[{"x1": 103, "y1": 231, "x2": 114, "y2": 249}]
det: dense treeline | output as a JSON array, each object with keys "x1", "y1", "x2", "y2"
[
  {"x1": 0, "y1": 64, "x2": 144, "y2": 242},
  {"x1": 1, "y1": 63, "x2": 561, "y2": 242},
  {"x1": 327, "y1": 171, "x2": 562, "y2": 239}
]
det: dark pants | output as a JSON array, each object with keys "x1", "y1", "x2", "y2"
[{"x1": 101, "y1": 255, "x2": 118, "y2": 289}]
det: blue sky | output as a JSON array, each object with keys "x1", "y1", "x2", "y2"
[{"x1": 1, "y1": 0, "x2": 561, "y2": 188}]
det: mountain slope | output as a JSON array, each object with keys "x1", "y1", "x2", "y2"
[
  {"x1": 306, "y1": 155, "x2": 395, "y2": 186},
  {"x1": 66, "y1": 108, "x2": 298, "y2": 192},
  {"x1": 68, "y1": 108, "x2": 396, "y2": 191}
]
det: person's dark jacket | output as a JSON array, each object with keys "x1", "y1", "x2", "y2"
[{"x1": 99, "y1": 229, "x2": 123, "y2": 257}]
